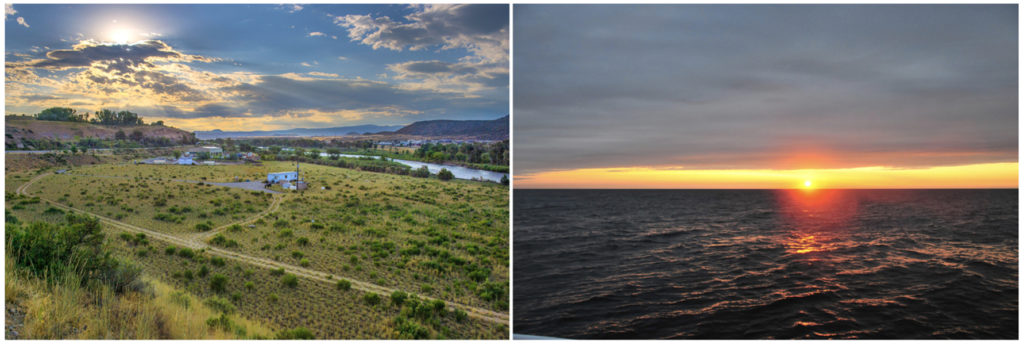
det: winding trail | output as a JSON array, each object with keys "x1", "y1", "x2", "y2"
[
  {"x1": 192, "y1": 193, "x2": 284, "y2": 243},
  {"x1": 17, "y1": 172, "x2": 509, "y2": 326}
]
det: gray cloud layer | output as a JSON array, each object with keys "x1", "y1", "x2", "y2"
[{"x1": 514, "y1": 5, "x2": 1017, "y2": 175}]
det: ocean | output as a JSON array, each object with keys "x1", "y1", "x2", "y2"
[{"x1": 513, "y1": 189, "x2": 1018, "y2": 339}]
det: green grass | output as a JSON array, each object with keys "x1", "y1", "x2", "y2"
[
  {"x1": 6, "y1": 157, "x2": 508, "y2": 339},
  {"x1": 27, "y1": 173, "x2": 272, "y2": 235}
]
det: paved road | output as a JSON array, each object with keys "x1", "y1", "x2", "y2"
[{"x1": 18, "y1": 172, "x2": 509, "y2": 325}]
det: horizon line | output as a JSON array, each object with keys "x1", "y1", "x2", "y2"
[{"x1": 514, "y1": 187, "x2": 1019, "y2": 190}]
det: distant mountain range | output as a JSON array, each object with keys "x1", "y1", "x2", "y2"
[
  {"x1": 390, "y1": 115, "x2": 509, "y2": 140},
  {"x1": 194, "y1": 124, "x2": 403, "y2": 140},
  {"x1": 195, "y1": 115, "x2": 509, "y2": 140}
]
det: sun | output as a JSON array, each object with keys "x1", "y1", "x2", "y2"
[
  {"x1": 803, "y1": 180, "x2": 813, "y2": 188},
  {"x1": 108, "y1": 28, "x2": 133, "y2": 44}
]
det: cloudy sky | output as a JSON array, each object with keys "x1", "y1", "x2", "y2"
[
  {"x1": 514, "y1": 5, "x2": 1017, "y2": 188},
  {"x1": 5, "y1": 4, "x2": 508, "y2": 131}
]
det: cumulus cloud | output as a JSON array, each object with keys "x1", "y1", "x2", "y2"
[
  {"x1": 514, "y1": 5, "x2": 1017, "y2": 175},
  {"x1": 387, "y1": 59, "x2": 508, "y2": 93},
  {"x1": 308, "y1": 31, "x2": 325, "y2": 37},
  {"x1": 334, "y1": 4, "x2": 508, "y2": 64},
  {"x1": 334, "y1": 5, "x2": 509, "y2": 96},
  {"x1": 6, "y1": 40, "x2": 225, "y2": 107},
  {"x1": 6, "y1": 4, "x2": 29, "y2": 27}
]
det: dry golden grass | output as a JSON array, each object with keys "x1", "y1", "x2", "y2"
[{"x1": 5, "y1": 256, "x2": 274, "y2": 339}]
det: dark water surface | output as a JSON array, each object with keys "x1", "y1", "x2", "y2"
[{"x1": 513, "y1": 189, "x2": 1018, "y2": 339}]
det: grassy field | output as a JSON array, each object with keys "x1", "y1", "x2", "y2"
[
  {"x1": 7, "y1": 158, "x2": 508, "y2": 339},
  {"x1": 28, "y1": 173, "x2": 273, "y2": 235}
]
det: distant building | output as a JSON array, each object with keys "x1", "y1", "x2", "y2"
[
  {"x1": 267, "y1": 171, "x2": 297, "y2": 183},
  {"x1": 185, "y1": 146, "x2": 224, "y2": 158},
  {"x1": 176, "y1": 156, "x2": 195, "y2": 165}
]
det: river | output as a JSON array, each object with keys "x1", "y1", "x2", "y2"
[{"x1": 326, "y1": 153, "x2": 507, "y2": 183}]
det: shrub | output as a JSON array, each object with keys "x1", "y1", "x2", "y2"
[
  {"x1": 183, "y1": 270, "x2": 194, "y2": 281},
  {"x1": 437, "y1": 168, "x2": 454, "y2": 181},
  {"x1": 245, "y1": 281, "x2": 255, "y2": 291},
  {"x1": 363, "y1": 292, "x2": 381, "y2": 305},
  {"x1": 210, "y1": 274, "x2": 228, "y2": 292},
  {"x1": 336, "y1": 279, "x2": 351, "y2": 291},
  {"x1": 228, "y1": 224, "x2": 243, "y2": 232},
  {"x1": 6, "y1": 213, "x2": 144, "y2": 293},
  {"x1": 178, "y1": 248, "x2": 195, "y2": 259},
  {"x1": 198, "y1": 265, "x2": 210, "y2": 277},
  {"x1": 210, "y1": 257, "x2": 226, "y2": 266},
  {"x1": 411, "y1": 165, "x2": 430, "y2": 178},
  {"x1": 291, "y1": 251, "x2": 304, "y2": 259},
  {"x1": 270, "y1": 268, "x2": 285, "y2": 276},
  {"x1": 203, "y1": 296, "x2": 236, "y2": 314},
  {"x1": 391, "y1": 291, "x2": 408, "y2": 306},
  {"x1": 300, "y1": 258, "x2": 309, "y2": 267},
  {"x1": 395, "y1": 318, "x2": 431, "y2": 339},
  {"x1": 209, "y1": 234, "x2": 228, "y2": 246},
  {"x1": 165, "y1": 246, "x2": 176, "y2": 255},
  {"x1": 296, "y1": 237, "x2": 310, "y2": 246},
  {"x1": 282, "y1": 274, "x2": 298, "y2": 288},
  {"x1": 276, "y1": 327, "x2": 314, "y2": 339},
  {"x1": 269, "y1": 293, "x2": 279, "y2": 302},
  {"x1": 195, "y1": 222, "x2": 212, "y2": 231}
]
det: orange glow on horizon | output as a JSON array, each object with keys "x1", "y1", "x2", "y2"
[{"x1": 516, "y1": 162, "x2": 1018, "y2": 189}]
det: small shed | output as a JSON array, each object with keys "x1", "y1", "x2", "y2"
[{"x1": 268, "y1": 171, "x2": 297, "y2": 183}]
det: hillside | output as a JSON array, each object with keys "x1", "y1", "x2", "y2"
[
  {"x1": 5, "y1": 117, "x2": 195, "y2": 149},
  {"x1": 390, "y1": 115, "x2": 509, "y2": 140},
  {"x1": 194, "y1": 124, "x2": 404, "y2": 140}
]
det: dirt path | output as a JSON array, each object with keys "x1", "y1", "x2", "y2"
[
  {"x1": 18, "y1": 172, "x2": 509, "y2": 326},
  {"x1": 192, "y1": 194, "x2": 284, "y2": 243},
  {"x1": 5, "y1": 303, "x2": 25, "y2": 339}
]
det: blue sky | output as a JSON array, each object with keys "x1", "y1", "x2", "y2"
[{"x1": 5, "y1": 4, "x2": 509, "y2": 131}]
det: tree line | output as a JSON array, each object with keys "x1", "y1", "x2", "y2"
[{"x1": 30, "y1": 107, "x2": 165, "y2": 126}]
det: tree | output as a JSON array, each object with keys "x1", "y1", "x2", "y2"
[
  {"x1": 36, "y1": 107, "x2": 86, "y2": 122},
  {"x1": 437, "y1": 168, "x2": 454, "y2": 181},
  {"x1": 501, "y1": 175, "x2": 509, "y2": 186},
  {"x1": 129, "y1": 129, "x2": 144, "y2": 142},
  {"x1": 326, "y1": 148, "x2": 341, "y2": 159},
  {"x1": 115, "y1": 130, "x2": 127, "y2": 140},
  {"x1": 153, "y1": 120, "x2": 164, "y2": 126},
  {"x1": 412, "y1": 165, "x2": 430, "y2": 178}
]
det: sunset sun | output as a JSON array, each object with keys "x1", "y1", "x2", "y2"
[
  {"x1": 107, "y1": 27, "x2": 134, "y2": 44},
  {"x1": 803, "y1": 180, "x2": 813, "y2": 188}
]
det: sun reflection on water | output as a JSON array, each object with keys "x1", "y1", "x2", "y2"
[{"x1": 776, "y1": 189, "x2": 861, "y2": 256}]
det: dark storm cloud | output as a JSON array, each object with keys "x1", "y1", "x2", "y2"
[
  {"x1": 10, "y1": 40, "x2": 208, "y2": 70},
  {"x1": 514, "y1": 5, "x2": 1018, "y2": 175}
]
